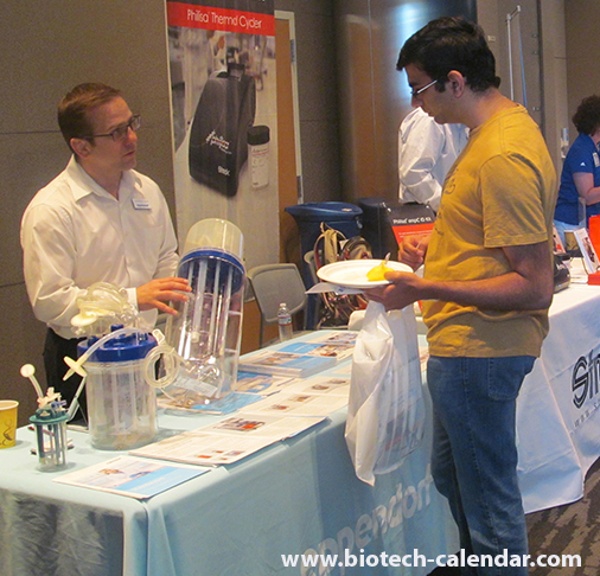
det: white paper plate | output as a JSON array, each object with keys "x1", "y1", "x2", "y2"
[{"x1": 316, "y1": 259, "x2": 413, "y2": 289}]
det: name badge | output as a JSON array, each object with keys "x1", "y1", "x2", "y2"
[
  {"x1": 132, "y1": 198, "x2": 151, "y2": 210},
  {"x1": 594, "y1": 152, "x2": 600, "y2": 168}
]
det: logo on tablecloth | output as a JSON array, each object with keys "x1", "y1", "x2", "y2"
[
  {"x1": 572, "y1": 350, "x2": 600, "y2": 409},
  {"x1": 298, "y1": 465, "x2": 436, "y2": 575},
  {"x1": 571, "y1": 350, "x2": 600, "y2": 430}
]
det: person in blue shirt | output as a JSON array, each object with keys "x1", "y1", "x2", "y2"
[{"x1": 554, "y1": 95, "x2": 600, "y2": 244}]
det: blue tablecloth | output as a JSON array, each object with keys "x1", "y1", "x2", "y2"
[{"x1": 0, "y1": 334, "x2": 458, "y2": 576}]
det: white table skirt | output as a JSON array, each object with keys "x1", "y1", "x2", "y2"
[{"x1": 516, "y1": 284, "x2": 600, "y2": 512}]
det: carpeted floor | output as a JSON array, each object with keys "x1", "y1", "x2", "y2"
[
  {"x1": 526, "y1": 458, "x2": 600, "y2": 575},
  {"x1": 428, "y1": 458, "x2": 600, "y2": 575}
]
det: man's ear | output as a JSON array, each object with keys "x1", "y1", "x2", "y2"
[
  {"x1": 70, "y1": 137, "x2": 93, "y2": 159},
  {"x1": 446, "y1": 70, "x2": 466, "y2": 96}
]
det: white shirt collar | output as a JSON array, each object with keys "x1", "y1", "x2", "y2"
[{"x1": 65, "y1": 155, "x2": 143, "y2": 201}]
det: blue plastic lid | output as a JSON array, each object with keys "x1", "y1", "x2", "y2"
[
  {"x1": 178, "y1": 248, "x2": 245, "y2": 293},
  {"x1": 77, "y1": 329, "x2": 157, "y2": 363},
  {"x1": 179, "y1": 247, "x2": 244, "y2": 270},
  {"x1": 285, "y1": 202, "x2": 362, "y2": 221}
]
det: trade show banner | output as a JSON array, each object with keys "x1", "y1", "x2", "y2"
[{"x1": 166, "y1": 0, "x2": 278, "y2": 269}]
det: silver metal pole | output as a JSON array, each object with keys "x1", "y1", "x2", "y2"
[{"x1": 506, "y1": 5, "x2": 522, "y2": 102}]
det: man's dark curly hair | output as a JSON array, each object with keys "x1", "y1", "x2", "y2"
[
  {"x1": 572, "y1": 95, "x2": 600, "y2": 135},
  {"x1": 397, "y1": 16, "x2": 501, "y2": 94}
]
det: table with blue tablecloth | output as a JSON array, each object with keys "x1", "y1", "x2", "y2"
[
  {"x1": 2, "y1": 283, "x2": 600, "y2": 576},
  {"x1": 0, "y1": 332, "x2": 457, "y2": 576}
]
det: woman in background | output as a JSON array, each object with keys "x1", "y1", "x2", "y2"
[{"x1": 554, "y1": 95, "x2": 600, "y2": 244}]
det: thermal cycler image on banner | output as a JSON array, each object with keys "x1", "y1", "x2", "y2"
[
  {"x1": 188, "y1": 62, "x2": 256, "y2": 197},
  {"x1": 167, "y1": 0, "x2": 279, "y2": 271}
]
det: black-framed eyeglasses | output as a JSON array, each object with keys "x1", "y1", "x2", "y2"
[
  {"x1": 85, "y1": 114, "x2": 141, "y2": 142},
  {"x1": 410, "y1": 79, "x2": 438, "y2": 98}
]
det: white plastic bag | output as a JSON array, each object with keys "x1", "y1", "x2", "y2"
[{"x1": 345, "y1": 300, "x2": 425, "y2": 485}]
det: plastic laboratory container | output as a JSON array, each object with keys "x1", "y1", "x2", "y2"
[
  {"x1": 29, "y1": 411, "x2": 69, "y2": 470},
  {"x1": 78, "y1": 328, "x2": 158, "y2": 450},
  {"x1": 164, "y1": 218, "x2": 245, "y2": 406}
]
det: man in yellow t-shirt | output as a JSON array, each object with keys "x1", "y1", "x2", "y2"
[{"x1": 367, "y1": 17, "x2": 557, "y2": 576}]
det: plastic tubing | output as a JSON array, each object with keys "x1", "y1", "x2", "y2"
[
  {"x1": 62, "y1": 326, "x2": 144, "y2": 380},
  {"x1": 142, "y1": 343, "x2": 182, "y2": 390},
  {"x1": 64, "y1": 325, "x2": 183, "y2": 395}
]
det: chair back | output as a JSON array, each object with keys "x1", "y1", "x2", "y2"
[{"x1": 247, "y1": 263, "x2": 307, "y2": 346}]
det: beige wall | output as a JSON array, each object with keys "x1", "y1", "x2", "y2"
[
  {"x1": 540, "y1": 0, "x2": 568, "y2": 166},
  {"x1": 565, "y1": 1, "x2": 600, "y2": 142},
  {"x1": 276, "y1": 0, "x2": 342, "y2": 202},
  {"x1": 476, "y1": 0, "x2": 568, "y2": 170}
]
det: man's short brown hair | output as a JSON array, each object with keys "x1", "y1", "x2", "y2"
[{"x1": 57, "y1": 83, "x2": 122, "y2": 151}]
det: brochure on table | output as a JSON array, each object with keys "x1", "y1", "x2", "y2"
[
  {"x1": 237, "y1": 350, "x2": 336, "y2": 377},
  {"x1": 131, "y1": 334, "x2": 355, "y2": 467},
  {"x1": 237, "y1": 330, "x2": 357, "y2": 377},
  {"x1": 54, "y1": 455, "x2": 208, "y2": 499},
  {"x1": 158, "y1": 390, "x2": 264, "y2": 414},
  {"x1": 284, "y1": 373, "x2": 350, "y2": 397},
  {"x1": 242, "y1": 374, "x2": 350, "y2": 417},
  {"x1": 234, "y1": 371, "x2": 295, "y2": 395},
  {"x1": 158, "y1": 372, "x2": 299, "y2": 414},
  {"x1": 130, "y1": 413, "x2": 326, "y2": 466}
]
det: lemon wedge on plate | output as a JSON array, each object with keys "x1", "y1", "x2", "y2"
[{"x1": 366, "y1": 261, "x2": 395, "y2": 282}]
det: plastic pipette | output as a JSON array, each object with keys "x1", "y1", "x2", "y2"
[
  {"x1": 20, "y1": 363, "x2": 45, "y2": 399},
  {"x1": 65, "y1": 376, "x2": 87, "y2": 422}
]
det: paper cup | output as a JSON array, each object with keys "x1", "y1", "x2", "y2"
[{"x1": 0, "y1": 400, "x2": 18, "y2": 448}]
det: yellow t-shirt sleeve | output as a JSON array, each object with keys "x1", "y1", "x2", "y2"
[{"x1": 480, "y1": 153, "x2": 549, "y2": 248}]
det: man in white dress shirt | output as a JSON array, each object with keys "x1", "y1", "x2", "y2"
[
  {"x1": 21, "y1": 83, "x2": 190, "y2": 417},
  {"x1": 398, "y1": 106, "x2": 468, "y2": 212}
]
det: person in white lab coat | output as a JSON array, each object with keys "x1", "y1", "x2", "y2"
[{"x1": 398, "y1": 106, "x2": 468, "y2": 212}]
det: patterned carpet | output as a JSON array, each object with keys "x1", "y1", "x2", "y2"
[
  {"x1": 526, "y1": 458, "x2": 600, "y2": 575},
  {"x1": 428, "y1": 459, "x2": 600, "y2": 576}
]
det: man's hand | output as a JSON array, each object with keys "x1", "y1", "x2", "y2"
[
  {"x1": 364, "y1": 270, "x2": 426, "y2": 310},
  {"x1": 364, "y1": 234, "x2": 431, "y2": 310},
  {"x1": 366, "y1": 241, "x2": 554, "y2": 313},
  {"x1": 136, "y1": 277, "x2": 191, "y2": 315},
  {"x1": 398, "y1": 234, "x2": 430, "y2": 270}
]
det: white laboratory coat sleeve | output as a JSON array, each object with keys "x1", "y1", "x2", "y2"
[
  {"x1": 398, "y1": 108, "x2": 447, "y2": 211},
  {"x1": 398, "y1": 108, "x2": 467, "y2": 213}
]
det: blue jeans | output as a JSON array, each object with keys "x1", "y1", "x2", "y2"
[{"x1": 427, "y1": 355, "x2": 535, "y2": 576}]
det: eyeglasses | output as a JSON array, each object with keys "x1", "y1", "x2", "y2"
[
  {"x1": 85, "y1": 115, "x2": 141, "y2": 142},
  {"x1": 410, "y1": 79, "x2": 438, "y2": 98}
]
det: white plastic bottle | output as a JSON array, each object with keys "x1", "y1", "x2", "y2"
[
  {"x1": 277, "y1": 302, "x2": 293, "y2": 341},
  {"x1": 248, "y1": 125, "x2": 270, "y2": 189}
]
